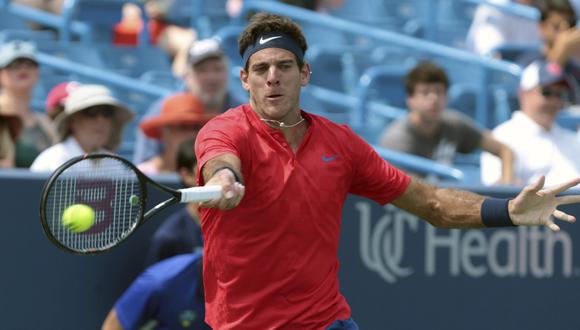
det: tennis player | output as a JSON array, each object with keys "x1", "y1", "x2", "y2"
[{"x1": 194, "y1": 13, "x2": 580, "y2": 330}]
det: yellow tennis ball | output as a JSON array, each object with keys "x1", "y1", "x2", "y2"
[{"x1": 62, "y1": 204, "x2": 95, "y2": 233}]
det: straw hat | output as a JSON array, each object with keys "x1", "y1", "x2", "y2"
[
  {"x1": 54, "y1": 84, "x2": 134, "y2": 151},
  {"x1": 140, "y1": 93, "x2": 214, "y2": 140}
]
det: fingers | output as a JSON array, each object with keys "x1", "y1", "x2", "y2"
[
  {"x1": 220, "y1": 182, "x2": 245, "y2": 210},
  {"x1": 524, "y1": 176, "x2": 545, "y2": 194},
  {"x1": 552, "y1": 209, "x2": 576, "y2": 223},
  {"x1": 545, "y1": 178, "x2": 580, "y2": 195},
  {"x1": 545, "y1": 220, "x2": 561, "y2": 232},
  {"x1": 200, "y1": 182, "x2": 245, "y2": 210},
  {"x1": 556, "y1": 195, "x2": 580, "y2": 205}
]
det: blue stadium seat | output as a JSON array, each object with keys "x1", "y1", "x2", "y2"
[
  {"x1": 165, "y1": 0, "x2": 231, "y2": 37},
  {"x1": 306, "y1": 44, "x2": 375, "y2": 95},
  {"x1": 140, "y1": 70, "x2": 184, "y2": 91},
  {"x1": 214, "y1": 25, "x2": 245, "y2": 67},
  {"x1": 98, "y1": 45, "x2": 172, "y2": 78}
]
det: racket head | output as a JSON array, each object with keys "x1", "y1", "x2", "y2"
[{"x1": 39, "y1": 153, "x2": 147, "y2": 254}]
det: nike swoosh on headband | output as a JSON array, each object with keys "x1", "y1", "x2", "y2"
[{"x1": 259, "y1": 36, "x2": 283, "y2": 45}]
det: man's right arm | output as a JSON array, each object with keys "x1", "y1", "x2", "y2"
[{"x1": 199, "y1": 153, "x2": 245, "y2": 210}]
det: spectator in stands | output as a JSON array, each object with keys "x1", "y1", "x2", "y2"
[
  {"x1": 113, "y1": 0, "x2": 196, "y2": 77},
  {"x1": 378, "y1": 61, "x2": 516, "y2": 184},
  {"x1": 465, "y1": 0, "x2": 542, "y2": 58},
  {"x1": 481, "y1": 59, "x2": 580, "y2": 186},
  {"x1": 30, "y1": 84, "x2": 134, "y2": 172},
  {"x1": 137, "y1": 93, "x2": 213, "y2": 175},
  {"x1": 0, "y1": 40, "x2": 58, "y2": 168},
  {"x1": 101, "y1": 250, "x2": 210, "y2": 330},
  {"x1": 44, "y1": 81, "x2": 80, "y2": 121},
  {"x1": 133, "y1": 38, "x2": 245, "y2": 164},
  {"x1": 535, "y1": 0, "x2": 580, "y2": 101},
  {"x1": 144, "y1": 137, "x2": 204, "y2": 266}
]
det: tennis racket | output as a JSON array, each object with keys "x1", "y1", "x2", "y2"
[{"x1": 39, "y1": 153, "x2": 222, "y2": 255}]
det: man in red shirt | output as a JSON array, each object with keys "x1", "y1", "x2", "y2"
[{"x1": 195, "y1": 13, "x2": 580, "y2": 330}]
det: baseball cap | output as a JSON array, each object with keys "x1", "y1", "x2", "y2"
[
  {"x1": 0, "y1": 40, "x2": 38, "y2": 68},
  {"x1": 187, "y1": 38, "x2": 224, "y2": 66},
  {"x1": 140, "y1": 93, "x2": 215, "y2": 140},
  {"x1": 520, "y1": 59, "x2": 570, "y2": 91}
]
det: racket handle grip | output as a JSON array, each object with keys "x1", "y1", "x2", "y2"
[{"x1": 179, "y1": 186, "x2": 223, "y2": 203}]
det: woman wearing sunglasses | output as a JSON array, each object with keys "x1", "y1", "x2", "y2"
[{"x1": 30, "y1": 84, "x2": 134, "y2": 172}]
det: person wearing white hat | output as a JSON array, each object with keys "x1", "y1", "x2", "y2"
[
  {"x1": 0, "y1": 40, "x2": 59, "y2": 168},
  {"x1": 481, "y1": 59, "x2": 580, "y2": 186},
  {"x1": 30, "y1": 84, "x2": 134, "y2": 172}
]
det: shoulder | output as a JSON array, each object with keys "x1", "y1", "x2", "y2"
[
  {"x1": 200, "y1": 105, "x2": 248, "y2": 133},
  {"x1": 307, "y1": 112, "x2": 361, "y2": 140},
  {"x1": 29, "y1": 143, "x2": 68, "y2": 172},
  {"x1": 441, "y1": 110, "x2": 476, "y2": 125},
  {"x1": 383, "y1": 117, "x2": 409, "y2": 135},
  {"x1": 492, "y1": 115, "x2": 518, "y2": 135},
  {"x1": 144, "y1": 253, "x2": 202, "y2": 283},
  {"x1": 378, "y1": 117, "x2": 411, "y2": 146}
]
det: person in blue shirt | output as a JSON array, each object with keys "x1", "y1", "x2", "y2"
[{"x1": 101, "y1": 251, "x2": 210, "y2": 330}]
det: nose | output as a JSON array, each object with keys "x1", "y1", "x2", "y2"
[{"x1": 266, "y1": 67, "x2": 280, "y2": 86}]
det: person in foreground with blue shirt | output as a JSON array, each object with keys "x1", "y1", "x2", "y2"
[{"x1": 101, "y1": 250, "x2": 209, "y2": 330}]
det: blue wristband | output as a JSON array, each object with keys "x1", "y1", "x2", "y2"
[{"x1": 481, "y1": 198, "x2": 516, "y2": 227}]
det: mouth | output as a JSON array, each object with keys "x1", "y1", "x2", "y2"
[{"x1": 267, "y1": 94, "x2": 283, "y2": 101}]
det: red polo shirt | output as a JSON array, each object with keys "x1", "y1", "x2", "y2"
[{"x1": 195, "y1": 104, "x2": 410, "y2": 329}]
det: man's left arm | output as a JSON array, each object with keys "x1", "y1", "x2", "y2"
[{"x1": 392, "y1": 176, "x2": 580, "y2": 232}]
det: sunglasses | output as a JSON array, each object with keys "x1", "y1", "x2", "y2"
[
  {"x1": 540, "y1": 86, "x2": 570, "y2": 102},
  {"x1": 80, "y1": 106, "x2": 116, "y2": 118}
]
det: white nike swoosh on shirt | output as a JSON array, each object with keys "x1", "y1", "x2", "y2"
[{"x1": 259, "y1": 36, "x2": 283, "y2": 45}]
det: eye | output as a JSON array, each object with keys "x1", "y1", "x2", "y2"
[{"x1": 253, "y1": 65, "x2": 268, "y2": 74}]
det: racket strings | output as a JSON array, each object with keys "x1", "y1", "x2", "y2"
[{"x1": 44, "y1": 157, "x2": 143, "y2": 253}]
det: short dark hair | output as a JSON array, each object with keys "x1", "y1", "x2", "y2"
[
  {"x1": 176, "y1": 137, "x2": 197, "y2": 172},
  {"x1": 238, "y1": 13, "x2": 308, "y2": 70},
  {"x1": 536, "y1": 0, "x2": 577, "y2": 26},
  {"x1": 404, "y1": 61, "x2": 450, "y2": 95}
]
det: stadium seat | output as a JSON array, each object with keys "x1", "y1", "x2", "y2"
[{"x1": 98, "y1": 45, "x2": 172, "y2": 78}]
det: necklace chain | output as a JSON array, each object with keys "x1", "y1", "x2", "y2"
[{"x1": 260, "y1": 116, "x2": 305, "y2": 128}]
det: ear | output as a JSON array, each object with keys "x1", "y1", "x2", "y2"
[
  {"x1": 240, "y1": 68, "x2": 250, "y2": 91},
  {"x1": 300, "y1": 62, "x2": 311, "y2": 87}
]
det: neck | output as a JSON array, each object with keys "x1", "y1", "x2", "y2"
[
  {"x1": 409, "y1": 111, "x2": 439, "y2": 137},
  {"x1": 260, "y1": 112, "x2": 308, "y2": 151}
]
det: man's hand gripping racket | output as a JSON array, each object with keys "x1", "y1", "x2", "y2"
[
  {"x1": 39, "y1": 153, "x2": 224, "y2": 254},
  {"x1": 200, "y1": 167, "x2": 245, "y2": 210}
]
